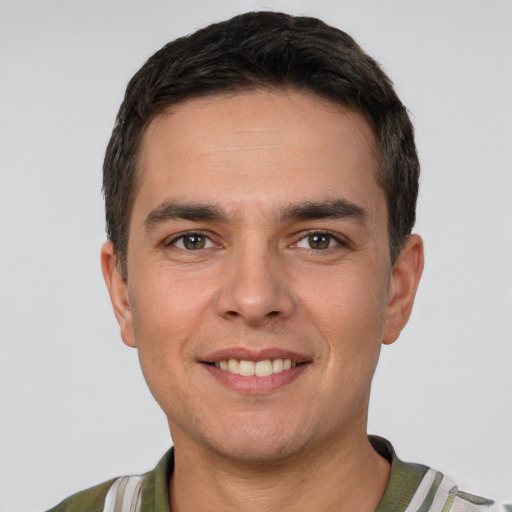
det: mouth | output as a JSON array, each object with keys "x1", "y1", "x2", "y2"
[
  {"x1": 206, "y1": 358, "x2": 299, "y2": 377},
  {"x1": 201, "y1": 350, "x2": 310, "y2": 393}
]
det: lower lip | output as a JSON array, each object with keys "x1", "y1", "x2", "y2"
[{"x1": 202, "y1": 363, "x2": 308, "y2": 394}]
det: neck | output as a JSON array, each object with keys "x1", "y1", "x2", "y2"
[{"x1": 169, "y1": 432, "x2": 390, "y2": 512}]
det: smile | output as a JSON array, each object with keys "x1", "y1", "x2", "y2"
[
  {"x1": 202, "y1": 349, "x2": 310, "y2": 393},
  {"x1": 210, "y1": 358, "x2": 298, "y2": 377}
]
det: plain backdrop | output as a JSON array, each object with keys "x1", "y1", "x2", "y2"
[{"x1": 1, "y1": 1, "x2": 511, "y2": 511}]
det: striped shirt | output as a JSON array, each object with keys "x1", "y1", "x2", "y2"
[{"x1": 47, "y1": 437, "x2": 511, "y2": 512}]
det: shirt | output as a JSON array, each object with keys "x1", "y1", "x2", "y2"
[{"x1": 46, "y1": 436, "x2": 511, "y2": 511}]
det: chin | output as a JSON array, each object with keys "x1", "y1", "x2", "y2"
[
  {"x1": 199, "y1": 415, "x2": 316, "y2": 465},
  {"x1": 214, "y1": 436, "x2": 304, "y2": 465}
]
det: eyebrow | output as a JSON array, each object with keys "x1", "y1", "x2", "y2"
[
  {"x1": 279, "y1": 199, "x2": 368, "y2": 223},
  {"x1": 144, "y1": 201, "x2": 228, "y2": 230},
  {"x1": 144, "y1": 197, "x2": 368, "y2": 231}
]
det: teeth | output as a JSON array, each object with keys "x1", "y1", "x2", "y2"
[
  {"x1": 255, "y1": 359, "x2": 273, "y2": 377},
  {"x1": 239, "y1": 360, "x2": 255, "y2": 376},
  {"x1": 227, "y1": 359, "x2": 239, "y2": 374},
  {"x1": 213, "y1": 358, "x2": 298, "y2": 376},
  {"x1": 272, "y1": 359, "x2": 284, "y2": 373}
]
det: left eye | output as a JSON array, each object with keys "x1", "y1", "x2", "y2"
[
  {"x1": 296, "y1": 233, "x2": 340, "y2": 250},
  {"x1": 171, "y1": 234, "x2": 215, "y2": 250}
]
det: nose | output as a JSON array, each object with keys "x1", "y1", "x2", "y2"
[{"x1": 215, "y1": 240, "x2": 295, "y2": 326}]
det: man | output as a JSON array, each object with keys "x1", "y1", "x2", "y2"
[{"x1": 47, "y1": 11, "x2": 509, "y2": 512}]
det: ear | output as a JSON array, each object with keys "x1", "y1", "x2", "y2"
[
  {"x1": 101, "y1": 242, "x2": 136, "y2": 348},
  {"x1": 382, "y1": 235, "x2": 424, "y2": 345}
]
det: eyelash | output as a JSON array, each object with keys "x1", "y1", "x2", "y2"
[
  {"x1": 165, "y1": 230, "x2": 348, "y2": 252},
  {"x1": 165, "y1": 231, "x2": 217, "y2": 251},
  {"x1": 294, "y1": 231, "x2": 348, "y2": 251}
]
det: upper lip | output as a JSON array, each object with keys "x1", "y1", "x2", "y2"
[{"x1": 202, "y1": 347, "x2": 310, "y2": 363}]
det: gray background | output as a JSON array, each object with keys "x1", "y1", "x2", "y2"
[{"x1": 1, "y1": 1, "x2": 511, "y2": 510}]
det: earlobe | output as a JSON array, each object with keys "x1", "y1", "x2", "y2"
[
  {"x1": 100, "y1": 242, "x2": 137, "y2": 348},
  {"x1": 382, "y1": 235, "x2": 424, "y2": 345}
]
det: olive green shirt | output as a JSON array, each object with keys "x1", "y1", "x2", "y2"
[{"x1": 46, "y1": 437, "x2": 511, "y2": 512}]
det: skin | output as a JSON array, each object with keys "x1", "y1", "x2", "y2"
[{"x1": 102, "y1": 90, "x2": 424, "y2": 512}]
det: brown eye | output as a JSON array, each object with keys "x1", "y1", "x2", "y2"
[
  {"x1": 295, "y1": 232, "x2": 343, "y2": 251},
  {"x1": 183, "y1": 235, "x2": 206, "y2": 250},
  {"x1": 170, "y1": 233, "x2": 214, "y2": 250},
  {"x1": 308, "y1": 234, "x2": 330, "y2": 249}
]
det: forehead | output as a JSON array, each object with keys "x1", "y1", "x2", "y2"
[{"x1": 134, "y1": 90, "x2": 383, "y2": 223}]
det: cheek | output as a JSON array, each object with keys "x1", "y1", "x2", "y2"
[
  {"x1": 300, "y1": 264, "x2": 390, "y2": 354},
  {"x1": 129, "y1": 285, "x2": 199, "y2": 417},
  {"x1": 128, "y1": 271, "x2": 212, "y2": 382},
  {"x1": 131, "y1": 267, "x2": 211, "y2": 331}
]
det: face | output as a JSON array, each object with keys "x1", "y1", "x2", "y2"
[{"x1": 102, "y1": 90, "x2": 423, "y2": 463}]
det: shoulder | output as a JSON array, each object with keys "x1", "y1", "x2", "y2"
[
  {"x1": 391, "y1": 464, "x2": 512, "y2": 512},
  {"x1": 371, "y1": 437, "x2": 510, "y2": 512},
  {"x1": 409, "y1": 468, "x2": 510, "y2": 512},
  {"x1": 45, "y1": 474, "x2": 146, "y2": 512},
  {"x1": 45, "y1": 477, "x2": 118, "y2": 512},
  {"x1": 44, "y1": 449, "x2": 172, "y2": 512}
]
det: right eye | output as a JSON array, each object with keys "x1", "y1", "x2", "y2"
[{"x1": 169, "y1": 233, "x2": 215, "y2": 251}]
